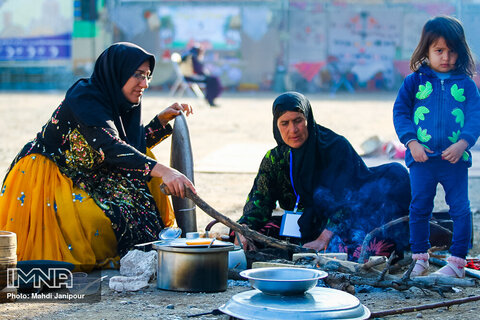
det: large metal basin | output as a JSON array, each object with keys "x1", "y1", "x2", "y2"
[
  {"x1": 219, "y1": 287, "x2": 371, "y2": 320},
  {"x1": 240, "y1": 267, "x2": 327, "y2": 296}
]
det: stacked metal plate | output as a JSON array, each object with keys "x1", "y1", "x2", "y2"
[{"x1": 219, "y1": 287, "x2": 370, "y2": 320}]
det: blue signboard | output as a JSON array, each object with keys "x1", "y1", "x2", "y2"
[
  {"x1": 0, "y1": 0, "x2": 73, "y2": 62},
  {"x1": 0, "y1": 33, "x2": 71, "y2": 61}
]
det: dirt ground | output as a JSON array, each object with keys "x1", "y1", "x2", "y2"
[{"x1": 1, "y1": 91, "x2": 480, "y2": 319}]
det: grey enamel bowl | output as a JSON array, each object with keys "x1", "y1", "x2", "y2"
[{"x1": 240, "y1": 267, "x2": 328, "y2": 296}]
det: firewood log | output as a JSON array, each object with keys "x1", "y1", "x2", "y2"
[{"x1": 160, "y1": 184, "x2": 310, "y2": 253}]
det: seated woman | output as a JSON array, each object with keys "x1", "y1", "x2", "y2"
[
  {"x1": 0, "y1": 42, "x2": 195, "y2": 271},
  {"x1": 181, "y1": 45, "x2": 223, "y2": 107},
  {"x1": 236, "y1": 92, "x2": 411, "y2": 262}
]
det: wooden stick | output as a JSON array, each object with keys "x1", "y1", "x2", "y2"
[
  {"x1": 377, "y1": 250, "x2": 395, "y2": 281},
  {"x1": 360, "y1": 256, "x2": 387, "y2": 271},
  {"x1": 318, "y1": 256, "x2": 475, "y2": 292},
  {"x1": 160, "y1": 184, "x2": 310, "y2": 253},
  {"x1": 358, "y1": 216, "x2": 453, "y2": 262},
  {"x1": 327, "y1": 270, "x2": 475, "y2": 292},
  {"x1": 401, "y1": 258, "x2": 416, "y2": 281},
  {"x1": 370, "y1": 295, "x2": 480, "y2": 318},
  {"x1": 358, "y1": 216, "x2": 409, "y2": 262}
]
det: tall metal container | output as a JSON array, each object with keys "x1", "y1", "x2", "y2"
[{"x1": 170, "y1": 111, "x2": 197, "y2": 236}]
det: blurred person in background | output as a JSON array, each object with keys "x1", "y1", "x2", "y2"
[{"x1": 181, "y1": 44, "x2": 223, "y2": 107}]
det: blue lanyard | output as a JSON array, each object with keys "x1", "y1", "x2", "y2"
[{"x1": 289, "y1": 151, "x2": 300, "y2": 213}]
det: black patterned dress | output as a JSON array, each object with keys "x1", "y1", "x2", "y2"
[{"x1": 0, "y1": 100, "x2": 174, "y2": 268}]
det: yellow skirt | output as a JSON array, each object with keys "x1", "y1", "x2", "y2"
[{"x1": 0, "y1": 152, "x2": 174, "y2": 271}]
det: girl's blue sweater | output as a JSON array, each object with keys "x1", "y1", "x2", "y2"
[{"x1": 393, "y1": 64, "x2": 480, "y2": 167}]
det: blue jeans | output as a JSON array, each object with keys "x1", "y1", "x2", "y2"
[{"x1": 409, "y1": 159, "x2": 471, "y2": 258}]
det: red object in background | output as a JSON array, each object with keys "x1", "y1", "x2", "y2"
[
  {"x1": 383, "y1": 141, "x2": 406, "y2": 159},
  {"x1": 394, "y1": 60, "x2": 410, "y2": 78},
  {"x1": 466, "y1": 259, "x2": 480, "y2": 270},
  {"x1": 162, "y1": 49, "x2": 171, "y2": 61},
  {"x1": 473, "y1": 65, "x2": 480, "y2": 89},
  {"x1": 294, "y1": 62, "x2": 326, "y2": 82}
]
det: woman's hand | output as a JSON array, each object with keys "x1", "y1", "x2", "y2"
[
  {"x1": 408, "y1": 140, "x2": 432, "y2": 162},
  {"x1": 234, "y1": 228, "x2": 257, "y2": 251},
  {"x1": 157, "y1": 102, "x2": 193, "y2": 127},
  {"x1": 442, "y1": 139, "x2": 468, "y2": 164},
  {"x1": 302, "y1": 229, "x2": 333, "y2": 252},
  {"x1": 151, "y1": 163, "x2": 196, "y2": 198}
]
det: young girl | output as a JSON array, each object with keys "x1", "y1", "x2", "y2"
[{"x1": 393, "y1": 15, "x2": 480, "y2": 278}]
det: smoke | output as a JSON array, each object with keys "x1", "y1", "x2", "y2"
[
  {"x1": 312, "y1": 175, "x2": 409, "y2": 258},
  {"x1": 314, "y1": 176, "x2": 404, "y2": 224}
]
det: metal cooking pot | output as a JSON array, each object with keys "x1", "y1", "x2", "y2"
[{"x1": 153, "y1": 239, "x2": 234, "y2": 292}]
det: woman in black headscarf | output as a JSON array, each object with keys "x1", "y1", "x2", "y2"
[
  {"x1": 0, "y1": 42, "x2": 195, "y2": 270},
  {"x1": 237, "y1": 92, "x2": 411, "y2": 261}
]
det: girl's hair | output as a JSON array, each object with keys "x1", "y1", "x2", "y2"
[{"x1": 410, "y1": 15, "x2": 476, "y2": 77}]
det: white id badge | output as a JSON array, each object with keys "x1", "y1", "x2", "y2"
[{"x1": 279, "y1": 210, "x2": 302, "y2": 238}]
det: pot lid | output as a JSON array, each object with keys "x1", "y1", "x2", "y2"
[
  {"x1": 219, "y1": 287, "x2": 370, "y2": 320},
  {"x1": 152, "y1": 238, "x2": 234, "y2": 253}
]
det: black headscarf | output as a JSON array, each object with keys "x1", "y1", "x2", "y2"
[
  {"x1": 272, "y1": 92, "x2": 372, "y2": 240},
  {"x1": 63, "y1": 42, "x2": 155, "y2": 152}
]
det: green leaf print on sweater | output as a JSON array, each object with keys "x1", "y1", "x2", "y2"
[
  {"x1": 416, "y1": 81, "x2": 433, "y2": 100},
  {"x1": 451, "y1": 108, "x2": 465, "y2": 128},
  {"x1": 463, "y1": 152, "x2": 470, "y2": 161},
  {"x1": 414, "y1": 106, "x2": 430, "y2": 125},
  {"x1": 417, "y1": 127, "x2": 431, "y2": 143},
  {"x1": 448, "y1": 130, "x2": 461, "y2": 144},
  {"x1": 451, "y1": 84, "x2": 466, "y2": 102}
]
